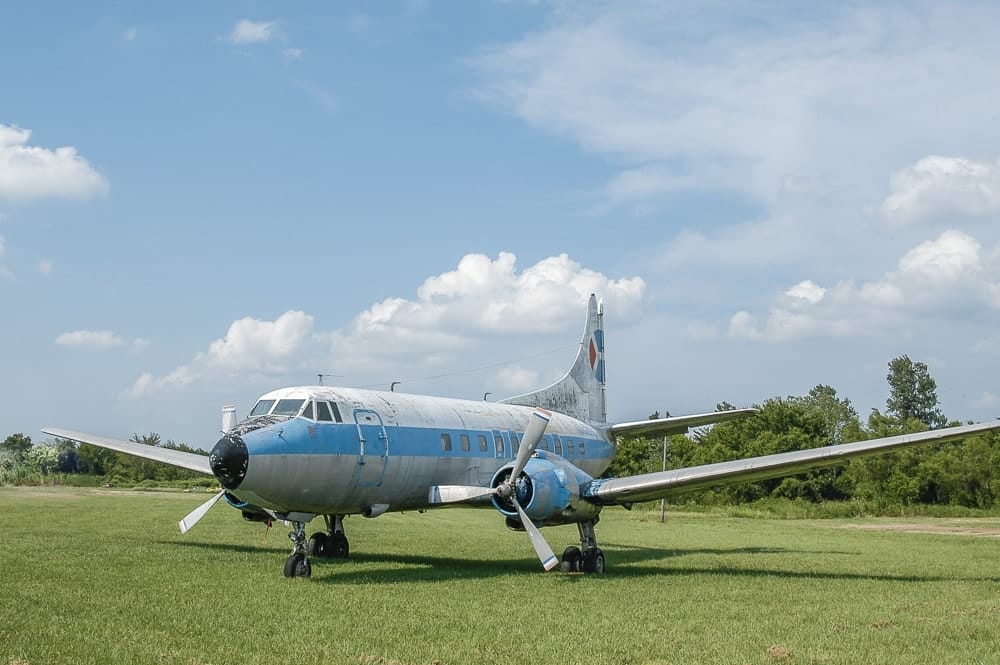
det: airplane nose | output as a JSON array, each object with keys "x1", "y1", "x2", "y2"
[{"x1": 209, "y1": 434, "x2": 248, "y2": 490}]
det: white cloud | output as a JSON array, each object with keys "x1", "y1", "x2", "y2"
[
  {"x1": 122, "y1": 27, "x2": 138, "y2": 42},
  {"x1": 470, "y1": 5, "x2": 1000, "y2": 209},
  {"x1": 494, "y1": 365, "x2": 540, "y2": 393},
  {"x1": 38, "y1": 259, "x2": 53, "y2": 276},
  {"x1": 56, "y1": 329, "x2": 150, "y2": 351},
  {"x1": 127, "y1": 253, "x2": 646, "y2": 397},
  {"x1": 882, "y1": 156, "x2": 1000, "y2": 225},
  {"x1": 0, "y1": 124, "x2": 109, "y2": 202},
  {"x1": 127, "y1": 310, "x2": 317, "y2": 397},
  {"x1": 56, "y1": 330, "x2": 126, "y2": 350},
  {"x1": 227, "y1": 19, "x2": 277, "y2": 44},
  {"x1": 283, "y1": 48, "x2": 303, "y2": 61},
  {"x1": 0, "y1": 236, "x2": 9, "y2": 279},
  {"x1": 728, "y1": 230, "x2": 1000, "y2": 342}
]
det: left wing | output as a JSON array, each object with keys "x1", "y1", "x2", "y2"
[
  {"x1": 586, "y1": 421, "x2": 1000, "y2": 505},
  {"x1": 42, "y1": 428, "x2": 213, "y2": 476},
  {"x1": 609, "y1": 408, "x2": 757, "y2": 439}
]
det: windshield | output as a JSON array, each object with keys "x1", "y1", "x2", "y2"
[
  {"x1": 250, "y1": 399, "x2": 275, "y2": 417},
  {"x1": 271, "y1": 398, "x2": 306, "y2": 416}
]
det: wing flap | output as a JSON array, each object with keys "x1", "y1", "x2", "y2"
[
  {"x1": 42, "y1": 428, "x2": 213, "y2": 476},
  {"x1": 586, "y1": 421, "x2": 1000, "y2": 504},
  {"x1": 610, "y1": 408, "x2": 757, "y2": 438}
]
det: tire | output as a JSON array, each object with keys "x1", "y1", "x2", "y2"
[
  {"x1": 284, "y1": 553, "x2": 302, "y2": 577},
  {"x1": 582, "y1": 547, "x2": 605, "y2": 575},
  {"x1": 560, "y1": 546, "x2": 582, "y2": 573},
  {"x1": 329, "y1": 534, "x2": 350, "y2": 559},
  {"x1": 307, "y1": 533, "x2": 329, "y2": 557},
  {"x1": 283, "y1": 552, "x2": 311, "y2": 578}
]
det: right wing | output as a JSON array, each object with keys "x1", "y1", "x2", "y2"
[
  {"x1": 585, "y1": 421, "x2": 1000, "y2": 505},
  {"x1": 42, "y1": 428, "x2": 213, "y2": 476},
  {"x1": 609, "y1": 409, "x2": 757, "y2": 438}
]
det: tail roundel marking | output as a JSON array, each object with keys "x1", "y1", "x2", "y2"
[{"x1": 588, "y1": 329, "x2": 605, "y2": 383}]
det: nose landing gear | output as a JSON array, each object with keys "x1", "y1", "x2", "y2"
[{"x1": 284, "y1": 521, "x2": 311, "y2": 578}]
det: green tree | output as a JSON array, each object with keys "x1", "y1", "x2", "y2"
[
  {"x1": 1, "y1": 433, "x2": 33, "y2": 467},
  {"x1": 885, "y1": 355, "x2": 947, "y2": 428}
]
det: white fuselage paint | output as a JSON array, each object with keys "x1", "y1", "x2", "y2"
[{"x1": 227, "y1": 386, "x2": 615, "y2": 516}]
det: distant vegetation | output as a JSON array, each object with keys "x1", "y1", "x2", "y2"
[
  {"x1": 3, "y1": 354, "x2": 998, "y2": 511},
  {"x1": 0, "y1": 431, "x2": 208, "y2": 488},
  {"x1": 608, "y1": 354, "x2": 1000, "y2": 511}
]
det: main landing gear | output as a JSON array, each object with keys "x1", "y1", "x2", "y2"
[
  {"x1": 559, "y1": 520, "x2": 605, "y2": 575},
  {"x1": 284, "y1": 515, "x2": 350, "y2": 578}
]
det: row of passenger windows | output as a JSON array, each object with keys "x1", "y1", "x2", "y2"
[{"x1": 440, "y1": 432, "x2": 586, "y2": 457}]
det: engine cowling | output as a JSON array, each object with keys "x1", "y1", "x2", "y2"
[{"x1": 490, "y1": 451, "x2": 601, "y2": 526}]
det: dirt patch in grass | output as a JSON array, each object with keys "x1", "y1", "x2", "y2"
[{"x1": 830, "y1": 520, "x2": 1000, "y2": 537}]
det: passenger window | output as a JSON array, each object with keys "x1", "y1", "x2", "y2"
[
  {"x1": 460, "y1": 434, "x2": 470, "y2": 452},
  {"x1": 478, "y1": 435, "x2": 488, "y2": 452},
  {"x1": 441, "y1": 433, "x2": 452, "y2": 451},
  {"x1": 579, "y1": 440, "x2": 586, "y2": 456},
  {"x1": 494, "y1": 434, "x2": 504, "y2": 455},
  {"x1": 330, "y1": 403, "x2": 343, "y2": 423},
  {"x1": 316, "y1": 401, "x2": 334, "y2": 422},
  {"x1": 567, "y1": 441, "x2": 575, "y2": 456},
  {"x1": 510, "y1": 434, "x2": 520, "y2": 454},
  {"x1": 300, "y1": 401, "x2": 315, "y2": 420},
  {"x1": 553, "y1": 436, "x2": 562, "y2": 456}
]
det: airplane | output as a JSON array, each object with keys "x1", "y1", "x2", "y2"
[{"x1": 44, "y1": 294, "x2": 1000, "y2": 578}]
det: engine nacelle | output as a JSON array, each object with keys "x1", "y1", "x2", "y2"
[{"x1": 490, "y1": 451, "x2": 601, "y2": 526}]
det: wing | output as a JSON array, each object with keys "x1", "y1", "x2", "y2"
[
  {"x1": 42, "y1": 428, "x2": 213, "y2": 476},
  {"x1": 609, "y1": 408, "x2": 757, "y2": 438},
  {"x1": 585, "y1": 421, "x2": 1000, "y2": 505}
]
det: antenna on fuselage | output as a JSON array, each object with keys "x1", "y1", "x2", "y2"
[
  {"x1": 390, "y1": 381, "x2": 401, "y2": 392},
  {"x1": 483, "y1": 392, "x2": 492, "y2": 401},
  {"x1": 316, "y1": 373, "x2": 341, "y2": 386}
]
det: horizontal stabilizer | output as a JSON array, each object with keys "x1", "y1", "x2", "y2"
[
  {"x1": 610, "y1": 408, "x2": 757, "y2": 439},
  {"x1": 587, "y1": 420, "x2": 1000, "y2": 505},
  {"x1": 41, "y1": 428, "x2": 213, "y2": 476}
]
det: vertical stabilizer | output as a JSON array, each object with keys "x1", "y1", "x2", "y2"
[{"x1": 500, "y1": 294, "x2": 607, "y2": 425}]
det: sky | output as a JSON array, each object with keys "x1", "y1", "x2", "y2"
[{"x1": 3, "y1": 1, "x2": 1000, "y2": 449}]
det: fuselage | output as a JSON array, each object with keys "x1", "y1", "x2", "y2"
[{"x1": 217, "y1": 385, "x2": 614, "y2": 516}]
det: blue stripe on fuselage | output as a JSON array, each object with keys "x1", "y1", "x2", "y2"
[{"x1": 242, "y1": 417, "x2": 613, "y2": 464}]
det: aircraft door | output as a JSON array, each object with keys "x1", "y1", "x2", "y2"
[{"x1": 353, "y1": 408, "x2": 389, "y2": 487}]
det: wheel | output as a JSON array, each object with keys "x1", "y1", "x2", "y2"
[
  {"x1": 581, "y1": 547, "x2": 605, "y2": 575},
  {"x1": 328, "y1": 533, "x2": 350, "y2": 559},
  {"x1": 307, "y1": 533, "x2": 329, "y2": 557},
  {"x1": 283, "y1": 552, "x2": 312, "y2": 578},
  {"x1": 560, "y1": 546, "x2": 582, "y2": 573}
]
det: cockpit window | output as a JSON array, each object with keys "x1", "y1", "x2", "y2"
[
  {"x1": 272, "y1": 399, "x2": 306, "y2": 416},
  {"x1": 299, "y1": 401, "x2": 315, "y2": 420},
  {"x1": 250, "y1": 399, "x2": 275, "y2": 417},
  {"x1": 316, "y1": 401, "x2": 334, "y2": 422}
]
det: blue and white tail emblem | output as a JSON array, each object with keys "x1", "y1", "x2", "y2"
[{"x1": 588, "y1": 329, "x2": 605, "y2": 384}]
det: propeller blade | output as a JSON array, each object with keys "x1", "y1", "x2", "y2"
[
  {"x1": 428, "y1": 485, "x2": 496, "y2": 504},
  {"x1": 513, "y1": 499, "x2": 558, "y2": 571},
  {"x1": 178, "y1": 490, "x2": 226, "y2": 534},
  {"x1": 510, "y1": 410, "x2": 551, "y2": 480}
]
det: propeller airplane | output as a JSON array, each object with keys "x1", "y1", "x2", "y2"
[{"x1": 44, "y1": 295, "x2": 1000, "y2": 578}]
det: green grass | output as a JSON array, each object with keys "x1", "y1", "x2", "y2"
[{"x1": 2, "y1": 488, "x2": 1000, "y2": 665}]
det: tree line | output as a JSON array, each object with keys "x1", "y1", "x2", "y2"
[
  {"x1": 0, "y1": 432, "x2": 207, "y2": 486},
  {"x1": 608, "y1": 355, "x2": 1000, "y2": 509}
]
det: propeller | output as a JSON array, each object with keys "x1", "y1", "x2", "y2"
[
  {"x1": 429, "y1": 409, "x2": 558, "y2": 570},
  {"x1": 179, "y1": 489, "x2": 226, "y2": 534}
]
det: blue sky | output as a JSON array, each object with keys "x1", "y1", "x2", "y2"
[{"x1": 3, "y1": 1, "x2": 1000, "y2": 448}]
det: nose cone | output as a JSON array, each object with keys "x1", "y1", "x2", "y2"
[{"x1": 209, "y1": 434, "x2": 248, "y2": 489}]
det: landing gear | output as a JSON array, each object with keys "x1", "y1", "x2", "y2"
[
  {"x1": 559, "y1": 520, "x2": 604, "y2": 575},
  {"x1": 284, "y1": 521, "x2": 311, "y2": 578},
  {"x1": 305, "y1": 515, "x2": 350, "y2": 560}
]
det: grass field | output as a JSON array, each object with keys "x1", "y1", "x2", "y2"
[{"x1": 2, "y1": 487, "x2": 1000, "y2": 665}]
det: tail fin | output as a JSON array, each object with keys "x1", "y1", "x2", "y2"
[{"x1": 500, "y1": 294, "x2": 607, "y2": 425}]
